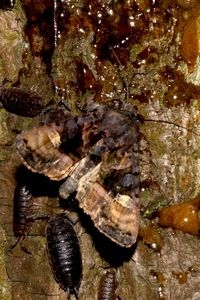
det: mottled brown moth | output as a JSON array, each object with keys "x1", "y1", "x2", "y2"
[{"x1": 16, "y1": 103, "x2": 141, "y2": 248}]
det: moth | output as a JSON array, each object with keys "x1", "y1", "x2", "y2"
[{"x1": 16, "y1": 103, "x2": 141, "y2": 248}]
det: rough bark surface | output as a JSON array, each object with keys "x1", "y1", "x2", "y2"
[{"x1": 1, "y1": 0, "x2": 200, "y2": 299}]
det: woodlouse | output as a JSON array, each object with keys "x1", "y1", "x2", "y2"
[
  {"x1": 98, "y1": 270, "x2": 117, "y2": 300},
  {"x1": 11, "y1": 182, "x2": 33, "y2": 250},
  {"x1": 0, "y1": 87, "x2": 44, "y2": 117},
  {"x1": 46, "y1": 214, "x2": 82, "y2": 299}
]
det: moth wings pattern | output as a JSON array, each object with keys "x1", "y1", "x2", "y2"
[
  {"x1": 75, "y1": 162, "x2": 140, "y2": 247},
  {"x1": 16, "y1": 103, "x2": 140, "y2": 248},
  {"x1": 15, "y1": 124, "x2": 75, "y2": 180}
]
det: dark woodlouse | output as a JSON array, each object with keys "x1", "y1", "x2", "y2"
[
  {"x1": 98, "y1": 270, "x2": 117, "y2": 300},
  {"x1": 46, "y1": 214, "x2": 82, "y2": 299},
  {"x1": 0, "y1": 0, "x2": 15, "y2": 9},
  {"x1": 11, "y1": 183, "x2": 33, "y2": 250},
  {"x1": 0, "y1": 87, "x2": 44, "y2": 117}
]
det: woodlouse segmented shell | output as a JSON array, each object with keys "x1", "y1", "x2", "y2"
[
  {"x1": 46, "y1": 214, "x2": 82, "y2": 299},
  {"x1": 98, "y1": 270, "x2": 117, "y2": 300},
  {"x1": 0, "y1": 87, "x2": 44, "y2": 117},
  {"x1": 12, "y1": 183, "x2": 33, "y2": 239}
]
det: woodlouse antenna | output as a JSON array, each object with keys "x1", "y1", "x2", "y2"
[{"x1": 71, "y1": 288, "x2": 79, "y2": 300}]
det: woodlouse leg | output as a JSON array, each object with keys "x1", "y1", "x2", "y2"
[
  {"x1": 9, "y1": 235, "x2": 31, "y2": 255},
  {"x1": 20, "y1": 246, "x2": 32, "y2": 255},
  {"x1": 9, "y1": 236, "x2": 21, "y2": 251}
]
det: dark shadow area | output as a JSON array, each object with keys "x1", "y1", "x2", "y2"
[
  {"x1": 59, "y1": 192, "x2": 80, "y2": 211},
  {"x1": 77, "y1": 208, "x2": 136, "y2": 267},
  {"x1": 15, "y1": 165, "x2": 61, "y2": 198},
  {"x1": 0, "y1": 0, "x2": 15, "y2": 10}
]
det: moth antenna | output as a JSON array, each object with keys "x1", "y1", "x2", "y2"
[
  {"x1": 110, "y1": 47, "x2": 199, "y2": 137},
  {"x1": 110, "y1": 47, "x2": 123, "y2": 70},
  {"x1": 73, "y1": 289, "x2": 79, "y2": 300},
  {"x1": 143, "y1": 118, "x2": 200, "y2": 136}
]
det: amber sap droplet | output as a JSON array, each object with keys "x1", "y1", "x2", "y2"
[
  {"x1": 172, "y1": 271, "x2": 188, "y2": 285},
  {"x1": 150, "y1": 270, "x2": 166, "y2": 286},
  {"x1": 181, "y1": 14, "x2": 200, "y2": 73},
  {"x1": 139, "y1": 222, "x2": 164, "y2": 251},
  {"x1": 158, "y1": 201, "x2": 200, "y2": 235}
]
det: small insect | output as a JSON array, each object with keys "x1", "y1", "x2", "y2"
[
  {"x1": 11, "y1": 182, "x2": 33, "y2": 250},
  {"x1": 98, "y1": 270, "x2": 117, "y2": 300},
  {"x1": 0, "y1": 87, "x2": 44, "y2": 117},
  {"x1": 0, "y1": 0, "x2": 15, "y2": 9},
  {"x1": 46, "y1": 214, "x2": 82, "y2": 299}
]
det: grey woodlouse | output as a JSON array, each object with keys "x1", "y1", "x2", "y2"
[
  {"x1": 0, "y1": 87, "x2": 44, "y2": 117},
  {"x1": 11, "y1": 182, "x2": 33, "y2": 250},
  {"x1": 98, "y1": 270, "x2": 117, "y2": 300},
  {"x1": 46, "y1": 214, "x2": 82, "y2": 299}
]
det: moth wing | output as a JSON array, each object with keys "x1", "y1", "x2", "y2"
[
  {"x1": 15, "y1": 125, "x2": 74, "y2": 180},
  {"x1": 76, "y1": 164, "x2": 140, "y2": 248}
]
